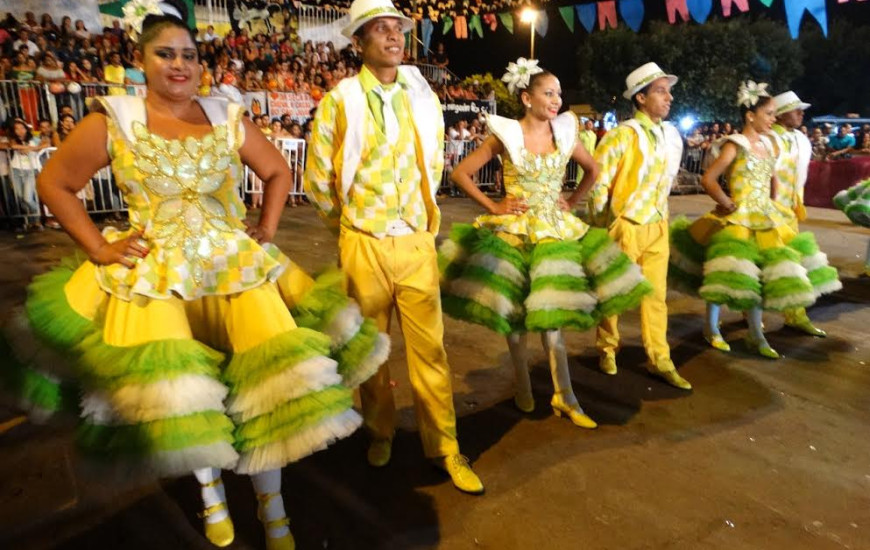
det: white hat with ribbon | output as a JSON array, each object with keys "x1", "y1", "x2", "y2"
[
  {"x1": 341, "y1": 0, "x2": 414, "y2": 38},
  {"x1": 623, "y1": 62, "x2": 678, "y2": 100},
  {"x1": 773, "y1": 91, "x2": 811, "y2": 115}
]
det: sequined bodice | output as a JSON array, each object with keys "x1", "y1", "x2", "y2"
[
  {"x1": 719, "y1": 138, "x2": 795, "y2": 231},
  {"x1": 475, "y1": 112, "x2": 589, "y2": 243},
  {"x1": 729, "y1": 146, "x2": 775, "y2": 208},
  {"x1": 131, "y1": 122, "x2": 246, "y2": 283},
  {"x1": 503, "y1": 148, "x2": 568, "y2": 230},
  {"x1": 96, "y1": 96, "x2": 287, "y2": 301}
]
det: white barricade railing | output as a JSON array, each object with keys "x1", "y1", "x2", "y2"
[
  {"x1": 416, "y1": 62, "x2": 455, "y2": 84},
  {"x1": 442, "y1": 139, "x2": 500, "y2": 195},
  {"x1": 243, "y1": 137, "x2": 307, "y2": 199},
  {"x1": 0, "y1": 80, "x2": 55, "y2": 128}
]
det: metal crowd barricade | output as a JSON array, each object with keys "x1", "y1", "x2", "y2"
[
  {"x1": 193, "y1": 0, "x2": 232, "y2": 26},
  {"x1": 0, "y1": 80, "x2": 54, "y2": 128},
  {"x1": 33, "y1": 147, "x2": 127, "y2": 218},
  {"x1": 441, "y1": 139, "x2": 500, "y2": 195},
  {"x1": 243, "y1": 137, "x2": 307, "y2": 201}
]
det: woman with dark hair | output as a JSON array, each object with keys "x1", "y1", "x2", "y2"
[
  {"x1": 670, "y1": 81, "x2": 838, "y2": 358},
  {"x1": 440, "y1": 59, "x2": 650, "y2": 427},
  {"x1": 4, "y1": 2, "x2": 386, "y2": 548}
]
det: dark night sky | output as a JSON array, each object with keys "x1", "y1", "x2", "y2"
[{"x1": 431, "y1": 0, "x2": 870, "y2": 92}]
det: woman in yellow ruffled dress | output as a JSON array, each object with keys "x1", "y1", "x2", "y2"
[
  {"x1": 1, "y1": 2, "x2": 387, "y2": 549},
  {"x1": 670, "y1": 81, "x2": 838, "y2": 358},
  {"x1": 440, "y1": 59, "x2": 650, "y2": 429}
]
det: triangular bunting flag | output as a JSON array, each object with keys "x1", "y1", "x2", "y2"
[
  {"x1": 598, "y1": 0, "x2": 618, "y2": 30},
  {"x1": 784, "y1": 0, "x2": 828, "y2": 37},
  {"x1": 469, "y1": 14, "x2": 484, "y2": 38},
  {"x1": 619, "y1": 0, "x2": 645, "y2": 31},
  {"x1": 559, "y1": 6, "x2": 575, "y2": 32},
  {"x1": 757, "y1": 0, "x2": 774, "y2": 7},
  {"x1": 721, "y1": 0, "x2": 750, "y2": 17},
  {"x1": 687, "y1": 0, "x2": 713, "y2": 23},
  {"x1": 576, "y1": 3, "x2": 597, "y2": 32},
  {"x1": 442, "y1": 15, "x2": 453, "y2": 34},
  {"x1": 535, "y1": 11, "x2": 549, "y2": 37},
  {"x1": 666, "y1": 0, "x2": 691, "y2": 22},
  {"x1": 499, "y1": 12, "x2": 514, "y2": 33}
]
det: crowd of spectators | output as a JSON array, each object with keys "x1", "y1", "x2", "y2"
[{"x1": 683, "y1": 120, "x2": 870, "y2": 165}]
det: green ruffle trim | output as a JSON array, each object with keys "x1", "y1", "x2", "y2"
[
  {"x1": 526, "y1": 308, "x2": 596, "y2": 332},
  {"x1": 223, "y1": 327, "x2": 332, "y2": 394},
  {"x1": 807, "y1": 266, "x2": 840, "y2": 292},
  {"x1": 77, "y1": 410, "x2": 235, "y2": 456},
  {"x1": 77, "y1": 333, "x2": 225, "y2": 391},
  {"x1": 529, "y1": 240, "x2": 583, "y2": 267},
  {"x1": 289, "y1": 269, "x2": 350, "y2": 334},
  {"x1": 760, "y1": 246, "x2": 802, "y2": 268},
  {"x1": 699, "y1": 291, "x2": 760, "y2": 311},
  {"x1": 762, "y1": 276, "x2": 814, "y2": 305},
  {"x1": 441, "y1": 295, "x2": 519, "y2": 335},
  {"x1": 334, "y1": 318, "x2": 380, "y2": 382},
  {"x1": 670, "y1": 217, "x2": 706, "y2": 265},
  {"x1": 446, "y1": 263, "x2": 527, "y2": 303},
  {"x1": 529, "y1": 273, "x2": 591, "y2": 292},
  {"x1": 440, "y1": 224, "x2": 528, "y2": 280},
  {"x1": 703, "y1": 271, "x2": 762, "y2": 292},
  {"x1": 0, "y1": 336, "x2": 79, "y2": 415},
  {"x1": 25, "y1": 262, "x2": 97, "y2": 353},
  {"x1": 787, "y1": 232, "x2": 820, "y2": 257},
  {"x1": 579, "y1": 227, "x2": 612, "y2": 263},
  {"x1": 590, "y1": 251, "x2": 634, "y2": 287},
  {"x1": 233, "y1": 385, "x2": 353, "y2": 452},
  {"x1": 706, "y1": 233, "x2": 759, "y2": 263},
  {"x1": 597, "y1": 279, "x2": 653, "y2": 318}
]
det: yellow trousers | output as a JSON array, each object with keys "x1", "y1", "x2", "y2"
[
  {"x1": 596, "y1": 218, "x2": 673, "y2": 372},
  {"x1": 339, "y1": 229, "x2": 459, "y2": 458}
]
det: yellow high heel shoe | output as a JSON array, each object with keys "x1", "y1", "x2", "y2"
[
  {"x1": 550, "y1": 394, "x2": 597, "y2": 429},
  {"x1": 703, "y1": 330, "x2": 731, "y2": 352},
  {"x1": 745, "y1": 336, "x2": 779, "y2": 359},
  {"x1": 199, "y1": 478, "x2": 234, "y2": 548},
  {"x1": 257, "y1": 492, "x2": 295, "y2": 550}
]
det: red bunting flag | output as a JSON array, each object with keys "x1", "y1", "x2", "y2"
[
  {"x1": 598, "y1": 0, "x2": 618, "y2": 29},
  {"x1": 720, "y1": 0, "x2": 749, "y2": 16},
  {"x1": 666, "y1": 0, "x2": 691, "y2": 23}
]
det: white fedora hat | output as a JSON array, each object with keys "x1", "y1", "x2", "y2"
[
  {"x1": 341, "y1": 0, "x2": 414, "y2": 38},
  {"x1": 773, "y1": 91, "x2": 811, "y2": 115},
  {"x1": 623, "y1": 62, "x2": 678, "y2": 100}
]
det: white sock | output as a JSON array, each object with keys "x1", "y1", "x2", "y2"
[
  {"x1": 705, "y1": 303, "x2": 722, "y2": 337},
  {"x1": 193, "y1": 467, "x2": 229, "y2": 524},
  {"x1": 541, "y1": 330, "x2": 579, "y2": 407},
  {"x1": 251, "y1": 469, "x2": 290, "y2": 539},
  {"x1": 506, "y1": 332, "x2": 532, "y2": 402}
]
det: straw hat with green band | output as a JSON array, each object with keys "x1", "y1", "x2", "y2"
[
  {"x1": 623, "y1": 62, "x2": 678, "y2": 100},
  {"x1": 341, "y1": 0, "x2": 415, "y2": 38},
  {"x1": 773, "y1": 91, "x2": 811, "y2": 116}
]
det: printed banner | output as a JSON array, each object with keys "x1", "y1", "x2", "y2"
[
  {"x1": 243, "y1": 91, "x2": 268, "y2": 118},
  {"x1": 785, "y1": 0, "x2": 828, "y2": 38},
  {"x1": 441, "y1": 99, "x2": 497, "y2": 129},
  {"x1": 267, "y1": 91, "x2": 316, "y2": 122}
]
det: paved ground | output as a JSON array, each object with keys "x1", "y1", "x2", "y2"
[{"x1": 1, "y1": 195, "x2": 869, "y2": 550}]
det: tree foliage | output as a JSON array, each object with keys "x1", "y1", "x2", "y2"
[
  {"x1": 576, "y1": 18, "x2": 802, "y2": 121},
  {"x1": 461, "y1": 72, "x2": 522, "y2": 118}
]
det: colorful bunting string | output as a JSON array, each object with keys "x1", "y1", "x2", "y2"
[
  {"x1": 720, "y1": 0, "x2": 750, "y2": 17},
  {"x1": 598, "y1": 0, "x2": 618, "y2": 30}
]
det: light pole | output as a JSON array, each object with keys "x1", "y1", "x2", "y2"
[{"x1": 520, "y1": 8, "x2": 538, "y2": 59}]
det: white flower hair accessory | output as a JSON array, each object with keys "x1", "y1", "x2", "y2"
[
  {"x1": 501, "y1": 57, "x2": 544, "y2": 95},
  {"x1": 737, "y1": 80, "x2": 771, "y2": 109},
  {"x1": 123, "y1": 0, "x2": 184, "y2": 38}
]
